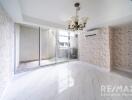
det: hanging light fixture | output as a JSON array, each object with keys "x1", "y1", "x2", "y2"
[{"x1": 67, "y1": 2, "x2": 88, "y2": 31}]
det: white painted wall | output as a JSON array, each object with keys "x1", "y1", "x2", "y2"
[{"x1": 15, "y1": 23, "x2": 20, "y2": 67}]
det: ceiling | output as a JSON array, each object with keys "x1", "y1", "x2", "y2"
[{"x1": 1, "y1": 0, "x2": 132, "y2": 29}]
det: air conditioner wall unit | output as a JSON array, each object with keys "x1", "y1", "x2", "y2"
[{"x1": 85, "y1": 28, "x2": 101, "y2": 37}]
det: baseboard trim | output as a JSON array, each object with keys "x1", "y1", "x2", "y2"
[
  {"x1": 114, "y1": 67, "x2": 132, "y2": 73},
  {"x1": 79, "y1": 61, "x2": 110, "y2": 72}
]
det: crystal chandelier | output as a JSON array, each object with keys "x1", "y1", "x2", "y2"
[{"x1": 67, "y1": 2, "x2": 88, "y2": 31}]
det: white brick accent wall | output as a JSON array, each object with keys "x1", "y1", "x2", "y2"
[{"x1": 78, "y1": 27, "x2": 111, "y2": 71}]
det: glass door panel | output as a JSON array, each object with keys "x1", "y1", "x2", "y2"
[
  {"x1": 40, "y1": 29, "x2": 56, "y2": 66},
  {"x1": 69, "y1": 32, "x2": 78, "y2": 60},
  {"x1": 16, "y1": 24, "x2": 39, "y2": 72},
  {"x1": 56, "y1": 30, "x2": 69, "y2": 63}
]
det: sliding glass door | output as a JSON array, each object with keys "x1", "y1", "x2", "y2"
[
  {"x1": 40, "y1": 29, "x2": 72, "y2": 65},
  {"x1": 15, "y1": 24, "x2": 78, "y2": 72},
  {"x1": 40, "y1": 29, "x2": 56, "y2": 66},
  {"x1": 15, "y1": 24, "x2": 39, "y2": 72},
  {"x1": 56, "y1": 30, "x2": 69, "y2": 63},
  {"x1": 69, "y1": 32, "x2": 78, "y2": 60}
]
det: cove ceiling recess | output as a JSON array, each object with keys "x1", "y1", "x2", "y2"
[{"x1": 0, "y1": 0, "x2": 132, "y2": 28}]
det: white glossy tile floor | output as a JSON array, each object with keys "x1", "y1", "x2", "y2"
[{"x1": 1, "y1": 61, "x2": 132, "y2": 100}]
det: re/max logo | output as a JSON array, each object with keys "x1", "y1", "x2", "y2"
[{"x1": 101, "y1": 85, "x2": 132, "y2": 93}]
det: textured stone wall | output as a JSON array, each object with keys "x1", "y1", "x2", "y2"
[
  {"x1": 111, "y1": 24, "x2": 132, "y2": 71},
  {"x1": 78, "y1": 27, "x2": 111, "y2": 70},
  {"x1": 0, "y1": 4, "x2": 14, "y2": 97}
]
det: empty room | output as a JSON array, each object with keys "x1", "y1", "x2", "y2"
[{"x1": 0, "y1": 0, "x2": 132, "y2": 100}]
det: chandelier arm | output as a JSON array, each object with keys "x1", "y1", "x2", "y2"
[{"x1": 79, "y1": 24, "x2": 83, "y2": 28}]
